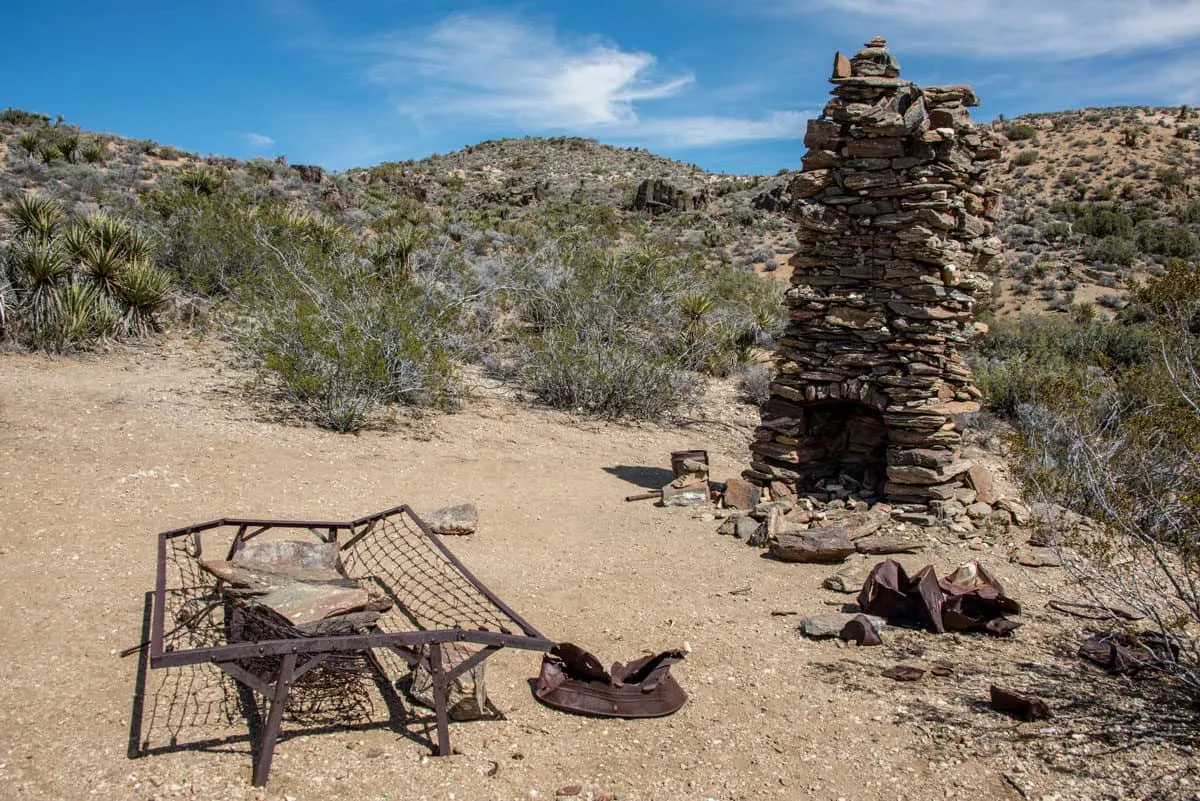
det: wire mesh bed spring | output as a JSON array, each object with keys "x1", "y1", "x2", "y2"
[{"x1": 136, "y1": 505, "x2": 552, "y2": 786}]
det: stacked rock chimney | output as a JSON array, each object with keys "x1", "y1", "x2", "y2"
[{"x1": 748, "y1": 37, "x2": 1004, "y2": 510}]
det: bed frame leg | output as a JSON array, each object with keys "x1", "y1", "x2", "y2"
[
  {"x1": 253, "y1": 653, "x2": 297, "y2": 787},
  {"x1": 429, "y1": 644, "x2": 452, "y2": 756}
]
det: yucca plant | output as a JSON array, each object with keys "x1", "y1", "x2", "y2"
[
  {"x1": 4, "y1": 193, "x2": 65, "y2": 242},
  {"x1": 80, "y1": 139, "x2": 106, "y2": 164},
  {"x1": 115, "y1": 259, "x2": 171, "y2": 335},
  {"x1": 51, "y1": 281, "x2": 115, "y2": 350},
  {"x1": 56, "y1": 132, "x2": 80, "y2": 164},
  {"x1": 17, "y1": 131, "x2": 40, "y2": 157},
  {"x1": 79, "y1": 242, "x2": 125, "y2": 298},
  {"x1": 76, "y1": 212, "x2": 152, "y2": 261},
  {"x1": 7, "y1": 239, "x2": 70, "y2": 330}
]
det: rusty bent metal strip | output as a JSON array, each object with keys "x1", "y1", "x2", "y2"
[{"x1": 535, "y1": 642, "x2": 688, "y2": 718}]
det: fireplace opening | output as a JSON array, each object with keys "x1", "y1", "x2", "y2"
[{"x1": 793, "y1": 402, "x2": 887, "y2": 499}]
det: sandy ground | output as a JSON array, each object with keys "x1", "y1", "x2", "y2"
[{"x1": 1, "y1": 338, "x2": 1196, "y2": 801}]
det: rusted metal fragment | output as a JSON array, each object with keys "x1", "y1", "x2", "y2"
[
  {"x1": 535, "y1": 642, "x2": 687, "y2": 718},
  {"x1": 989, "y1": 685, "x2": 1050, "y2": 720},
  {"x1": 858, "y1": 558, "x2": 1021, "y2": 635},
  {"x1": 1079, "y1": 631, "x2": 1179, "y2": 674},
  {"x1": 661, "y1": 479, "x2": 710, "y2": 507},
  {"x1": 858, "y1": 559, "x2": 913, "y2": 621},
  {"x1": 839, "y1": 614, "x2": 883, "y2": 646},
  {"x1": 909, "y1": 565, "x2": 946, "y2": 633},
  {"x1": 882, "y1": 664, "x2": 925, "y2": 681}
]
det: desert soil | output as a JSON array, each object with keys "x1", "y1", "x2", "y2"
[{"x1": 1, "y1": 338, "x2": 1196, "y2": 801}]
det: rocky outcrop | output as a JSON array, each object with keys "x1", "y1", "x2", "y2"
[
  {"x1": 631, "y1": 178, "x2": 709, "y2": 213},
  {"x1": 748, "y1": 37, "x2": 1005, "y2": 510}
]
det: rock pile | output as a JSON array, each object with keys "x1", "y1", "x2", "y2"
[
  {"x1": 748, "y1": 37, "x2": 1005, "y2": 512},
  {"x1": 630, "y1": 178, "x2": 709, "y2": 214}
]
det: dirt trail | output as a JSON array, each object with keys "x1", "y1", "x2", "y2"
[{"x1": 0, "y1": 339, "x2": 1190, "y2": 801}]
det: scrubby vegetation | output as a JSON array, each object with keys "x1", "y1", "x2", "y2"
[{"x1": 974, "y1": 261, "x2": 1200, "y2": 699}]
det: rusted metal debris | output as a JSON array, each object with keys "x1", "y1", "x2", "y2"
[
  {"x1": 535, "y1": 642, "x2": 687, "y2": 718},
  {"x1": 1079, "y1": 630, "x2": 1179, "y2": 675},
  {"x1": 882, "y1": 664, "x2": 925, "y2": 681},
  {"x1": 858, "y1": 559, "x2": 1021, "y2": 636},
  {"x1": 989, "y1": 685, "x2": 1051, "y2": 721},
  {"x1": 839, "y1": 615, "x2": 883, "y2": 646}
]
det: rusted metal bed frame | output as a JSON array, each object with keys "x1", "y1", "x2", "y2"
[{"x1": 143, "y1": 505, "x2": 551, "y2": 786}]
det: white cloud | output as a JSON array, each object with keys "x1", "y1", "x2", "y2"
[
  {"x1": 362, "y1": 13, "x2": 805, "y2": 147},
  {"x1": 244, "y1": 132, "x2": 275, "y2": 147},
  {"x1": 636, "y1": 111, "x2": 811, "y2": 147},
  {"x1": 785, "y1": 1, "x2": 1200, "y2": 59},
  {"x1": 366, "y1": 14, "x2": 691, "y2": 129}
]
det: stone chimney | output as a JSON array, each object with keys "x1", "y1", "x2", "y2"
[{"x1": 747, "y1": 37, "x2": 1004, "y2": 510}]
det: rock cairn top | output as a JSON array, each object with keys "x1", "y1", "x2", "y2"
[{"x1": 747, "y1": 39, "x2": 1005, "y2": 516}]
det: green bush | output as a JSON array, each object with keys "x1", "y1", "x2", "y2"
[
  {"x1": 1004, "y1": 123, "x2": 1038, "y2": 141},
  {"x1": 508, "y1": 237, "x2": 782, "y2": 419},
  {"x1": 1090, "y1": 235, "x2": 1139, "y2": 266},
  {"x1": 236, "y1": 238, "x2": 462, "y2": 432},
  {"x1": 1136, "y1": 224, "x2": 1199, "y2": 259},
  {"x1": 1011, "y1": 149, "x2": 1039, "y2": 166}
]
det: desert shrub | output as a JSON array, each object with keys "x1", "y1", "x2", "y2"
[
  {"x1": 1136, "y1": 224, "x2": 1199, "y2": 259},
  {"x1": 1011, "y1": 149, "x2": 1039, "y2": 167},
  {"x1": 738, "y1": 363, "x2": 773, "y2": 405},
  {"x1": 506, "y1": 235, "x2": 782, "y2": 419},
  {"x1": 975, "y1": 270, "x2": 1200, "y2": 700},
  {"x1": 1004, "y1": 123, "x2": 1038, "y2": 141},
  {"x1": 1090, "y1": 236, "x2": 1139, "y2": 266},
  {"x1": 0, "y1": 107, "x2": 50, "y2": 126},
  {"x1": 236, "y1": 237, "x2": 463, "y2": 432},
  {"x1": 1156, "y1": 166, "x2": 1186, "y2": 188},
  {"x1": 1057, "y1": 202, "x2": 1134, "y2": 239}
]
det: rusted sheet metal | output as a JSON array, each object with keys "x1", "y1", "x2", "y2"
[
  {"x1": 989, "y1": 685, "x2": 1051, "y2": 720},
  {"x1": 858, "y1": 558, "x2": 1021, "y2": 635},
  {"x1": 535, "y1": 642, "x2": 688, "y2": 718}
]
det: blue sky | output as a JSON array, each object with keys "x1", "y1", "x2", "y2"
[{"x1": 6, "y1": 1, "x2": 1200, "y2": 174}]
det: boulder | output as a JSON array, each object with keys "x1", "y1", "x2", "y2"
[
  {"x1": 770, "y1": 526, "x2": 856, "y2": 563},
  {"x1": 966, "y1": 464, "x2": 999, "y2": 505},
  {"x1": 799, "y1": 612, "x2": 887, "y2": 639},
  {"x1": 722, "y1": 476, "x2": 761, "y2": 510},
  {"x1": 426, "y1": 503, "x2": 479, "y2": 535}
]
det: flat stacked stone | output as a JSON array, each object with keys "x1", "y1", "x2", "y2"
[{"x1": 748, "y1": 38, "x2": 1004, "y2": 508}]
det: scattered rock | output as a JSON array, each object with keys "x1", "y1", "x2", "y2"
[
  {"x1": 997, "y1": 498, "x2": 1032, "y2": 525},
  {"x1": 965, "y1": 502, "x2": 993, "y2": 520},
  {"x1": 426, "y1": 503, "x2": 479, "y2": 535},
  {"x1": 799, "y1": 612, "x2": 887, "y2": 639},
  {"x1": 840, "y1": 510, "x2": 889, "y2": 540},
  {"x1": 555, "y1": 785, "x2": 582, "y2": 797},
  {"x1": 722, "y1": 476, "x2": 761, "y2": 510},
  {"x1": 822, "y1": 567, "x2": 868, "y2": 593},
  {"x1": 770, "y1": 526, "x2": 856, "y2": 563},
  {"x1": 854, "y1": 532, "x2": 924, "y2": 554},
  {"x1": 1011, "y1": 546, "x2": 1061, "y2": 567},
  {"x1": 966, "y1": 465, "x2": 999, "y2": 505}
]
